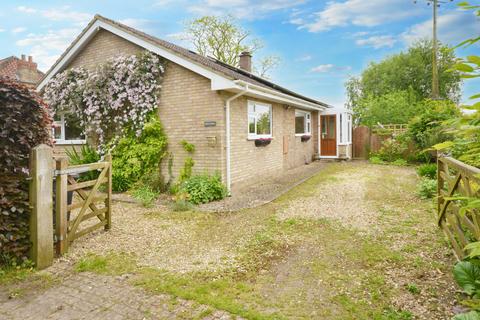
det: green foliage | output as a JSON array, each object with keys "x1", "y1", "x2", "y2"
[
  {"x1": 369, "y1": 156, "x2": 386, "y2": 165},
  {"x1": 416, "y1": 178, "x2": 437, "y2": 199},
  {"x1": 75, "y1": 252, "x2": 137, "y2": 275},
  {"x1": 179, "y1": 157, "x2": 195, "y2": 183},
  {"x1": 346, "y1": 39, "x2": 461, "y2": 113},
  {"x1": 358, "y1": 90, "x2": 423, "y2": 126},
  {"x1": 0, "y1": 78, "x2": 53, "y2": 263},
  {"x1": 374, "y1": 138, "x2": 407, "y2": 162},
  {"x1": 181, "y1": 140, "x2": 195, "y2": 153},
  {"x1": 392, "y1": 159, "x2": 408, "y2": 167},
  {"x1": 132, "y1": 185, "x2": 159, "y2": 208},
  {"x1": 111, "y1": 116, "x2": 168, "y2": 192},
  {"x1": 407, "y1": 99, "x2": 460, "y2": 153},
  {"x1": 179, "y1": 174, "x2": 227, "y2": 204},
  {"x1": 66, "y1": 145, "x2": 101, "y2": 181},
  {"x1": 453, "y1": 311, "x2": 480, "y2": 320},
  {"x1": 417, "y1": 164, "x2": 437, "y2": 179},
  {"x1": 454, "y1": 260, "x2": 480, "y2": 297},
  {"x1": 406, "y1": 283, "x2": 420, "y2": 295},
  {"x1": 171, "y1": 199, "x2": 195, "y2": 212}
]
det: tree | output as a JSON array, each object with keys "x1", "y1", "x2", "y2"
[
  {"x1": 346, "y1": 39, "x2": 462, "y2": 124},
  {"x1": 184, "y1": 15, "x2": 279, "y2": 78}
]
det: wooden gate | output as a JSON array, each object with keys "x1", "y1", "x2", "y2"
[
  {"x1": 437, "y1": 156, "x2": 480, "y2": 260},
  {"x1": 54, "y1": 154, "x2": 112, "y2": 255}
]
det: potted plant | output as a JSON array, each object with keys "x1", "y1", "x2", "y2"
[
  {"x1": 301, "y1": 135, "x2": 311, "y2": 142},
  {"x1": 254, "y1": 138, "x2": 272, "y2": 147}
]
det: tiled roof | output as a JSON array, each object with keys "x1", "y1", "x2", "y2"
[
  {"x1": 0, "y1": 56, "x2": 44, "y2": 86},
  {"x1": 42, "y1": 14, "x2": 328, "y2": 107}
]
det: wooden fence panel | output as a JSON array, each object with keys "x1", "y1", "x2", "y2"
[{"x1": 437, "y1": 156, "x2": 480, "y2": 260}]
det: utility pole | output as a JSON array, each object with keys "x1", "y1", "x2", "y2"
[
  {"x1": 413, "y1": 0, "x2": 453, "y2": 100},
  {"x1": 432, "y1": 0, "x2": 439, "y2": 99}
]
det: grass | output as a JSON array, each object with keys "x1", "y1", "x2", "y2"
[{"x1": 72, "y1": 162, "x2": 454, "y2": 319}]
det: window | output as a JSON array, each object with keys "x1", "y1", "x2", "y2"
[
  {"x1": 52, "y1": 114, "x2": 86, "y2": 145},
  {"x1": 295, "y1": 110, "x2": 311, "y2": 135},
  {"x1": 248, "y1": 101, "x2": 272, "y2": 139},
  {"x1": 339, "y1": 113, "x2": 343, "y2": 143},
  {"x1": 347, "y1": 114, "x2": 352, "y2": 143}
]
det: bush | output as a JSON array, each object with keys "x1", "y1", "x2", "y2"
[
  {"x1": 374, "y1": 138, "x2": 407, "y2": 162},
  {"x1": 417, "y1": 163, "x2": 437, "y2": 179},
  {"x1": 132, "y1": 185, "x2": 159, "y2": 208},
  {"x1": 417, "y1": 178, "x2": 437, "y2": 199},
  {"x1": 0, "y1": 78, "x2": 52, "y2": 263},
  {"x1": 179, "y1": 174, "x2": 227, "y2": 204},
  {"x1": 392, "y1": 159, "x2": 408, "y2": 166},
  {"x1": 369, "y1": 156, "x2": 385, "y2": 165},
  {"x1": 111, "y1": 116, "x2": 168, "y2": 192},
  {"x1": 66, "y1": 145, "x2": 101, "y2": 181}
]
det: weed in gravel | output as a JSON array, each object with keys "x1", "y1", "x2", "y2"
[
  {"x1": 406, "y1": 283, "x2": 420, "y2": 294},
  {"x1": 75, "y1": 252, "x2": 137, "y2": 275}
]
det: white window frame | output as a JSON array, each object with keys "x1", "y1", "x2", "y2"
[
  {"x1": 52, "y1": 114, "x2": 86, "y2": 145},
  {"x1": 295, "y1": 109, "x2": 311, "y2": 136},
  {"x1": 247, "y1": 100, "x2": 273, "y2": 139}
]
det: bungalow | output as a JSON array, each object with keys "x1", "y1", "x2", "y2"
[{"x1": 37, "y1": 15, "x2": 352, "y2": 192}]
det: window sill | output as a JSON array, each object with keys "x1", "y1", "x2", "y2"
[
  {"x1": 247, "y1": 136, "x2": 273, "y2": 141},
  {"x1": 54, "y1": 140, "x2": 87, "y2": 145},
  {"x1": 295, "y1": 133, "x2": 311, "y2": 137}
]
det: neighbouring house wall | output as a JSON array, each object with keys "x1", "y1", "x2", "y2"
[
  {"x1": 228, "y1": 95, "x2": 317, "y2": 189},
  {"x1": 53, "y1": 144, "x2": 83, "y2": 157},
  {"x1": 158, "y1": 61, "x2": 225, "y2": 182}
]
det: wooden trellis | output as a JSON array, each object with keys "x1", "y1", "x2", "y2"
[{"x1": 437, "y1": 156, "x2": 480, "y2": 260}]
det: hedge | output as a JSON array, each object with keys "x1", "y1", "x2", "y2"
[{"x1": 0, "y1": 78, "x2": 52, "y2": 263}]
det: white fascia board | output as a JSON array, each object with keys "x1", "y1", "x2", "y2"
[
  {"x1": 38, "y1": 20, "x2": 237, "y2": 91},
  {"x1": 234, "y1": 80, "x2": 326, "y2": 111}
]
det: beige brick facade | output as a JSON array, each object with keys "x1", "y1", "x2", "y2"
[{"x1": 59, "y1": 28, "x2": 320, "y2": 189}]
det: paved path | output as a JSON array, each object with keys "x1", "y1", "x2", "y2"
[{"x1": 1, "y1": 263, "x2": 237, "y2": 320}]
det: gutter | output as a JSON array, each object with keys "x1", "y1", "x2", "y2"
[{"x1": 225, "y1": 84, "x2": 249, "y2": 193}]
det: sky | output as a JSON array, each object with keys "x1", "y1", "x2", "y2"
[{"x1": 0, "y1": 0, "x2": 479, "y2": 107}]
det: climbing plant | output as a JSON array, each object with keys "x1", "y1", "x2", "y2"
[{"x1": 43, "y1": 51, "x2": 165, "y2": 149}]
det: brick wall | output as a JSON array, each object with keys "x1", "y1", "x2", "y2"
[
  {"x1": 158, "y1": 61, "x2": 225, "y2": 181},
  {"x1": 68, "y1": 30, "x2": 143, "y2": 70},
  {"x1": 228, "y1": 95, "x2": 317, "y2": 189}
]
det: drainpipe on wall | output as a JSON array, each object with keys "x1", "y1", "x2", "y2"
[
  {"x1": 317, "y1": 112, "x2": 321, "y2": 158},
  {"x1": 225, "y1": 84, "x2": 249, "y2": 194}
]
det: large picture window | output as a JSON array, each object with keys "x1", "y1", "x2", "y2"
[
  {"x1": 248, "y1": 101, "x2": 272, "y2": 139},
  {"x1": 295, "y1": 110, "x2": 311, "y2": 135},
  {"x1": 53, "y1": 114, "x2": 86, "y2": 145}
]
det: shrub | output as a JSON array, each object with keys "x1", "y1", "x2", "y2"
[
  {"x1": 132, "y1": 185, "x2": 159, "y2": 208},
  {"x1": 179, "y1": 174, "x2": 227, "y2": 204},
  {"x1": 66, "y1": 145, "x2": 101, "y2": 181},
  {"x1": 417, "y1": 163, "x2": 437, "y2": 179},
  {"x1": 416, "y1": 178, "x2": 437, "y2": 199},
  {"x1": 374, "y1": 138, "x2": 407, "y2": 162},
  {"x1": 369, "y1": 156, "x2": 385, "y2": 165},
  {"x1": 392, "y1": 159, "x2": 408, "y2": 166},
  {"x1": 0, "y1": 78, "x2": 52, "y2": 263},
  {"x1": 111, "y1": 115, "x2": 168, "y2": 192}
]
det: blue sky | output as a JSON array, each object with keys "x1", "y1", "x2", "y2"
[{"x1": 0, "y1": 0, "x2": 479, "y2": 106}]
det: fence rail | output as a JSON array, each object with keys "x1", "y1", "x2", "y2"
[{"x1": 437, "y1": 156, "x2": 480, "y2": 260}]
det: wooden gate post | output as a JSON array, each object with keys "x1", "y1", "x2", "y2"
[
  {"x1": 29, "y1": 144, "x2": 54, "y2": 269},
  {"x1": 104, "y1": 153, "x2": 112, "y2": 230},
  {"x1": 55, "y1": 157, "x2": 68, "y2": 255}
]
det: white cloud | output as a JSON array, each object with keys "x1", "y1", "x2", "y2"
[
  {"x1": 188, "y1": 0, "x2": 305, "y2": 19},
  {"x1": 0, "y1": 28, "x2": 5, "y2": 33},
  {"x1": 41, "y1": 7, "x2": 92, "y2": 23},
  {"x1": 17, "y1": 6, "x2": 37, "y2": 14},
  {"x1": 16, "y1": 28, "x2": 79, "y2": 70},
  {"x1": 311, "y1": 64, "x2": 351, "y2": 73},
  {"x1": 12, "y1": 27, "x2": 27, "y2": 34},
  {"x1": 298, "y1": 0, "x2": 422, "y2": 32},
  {"x1": 355, "y1": 35, "x2": 396, "y2": 49},
  {"x1": 402, "y1": 10, "x2": 480, "y2": 46}
]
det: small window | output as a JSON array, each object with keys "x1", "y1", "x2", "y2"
[
  {"x1": 248, "y1": 101, "x2": 272, "y2": 139},
  {"x1": 53, "y1": 114, "x2": 86, "y2": 145},
  {"x1": 347, "y1": 114, "x2": 352, "y2": 143},
  {"x1": 295, "y1": 110, "x2": 311, "y2": 135},
  {"x1": 339, "y1": 113, "x2": 343, "y2": 143}
]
